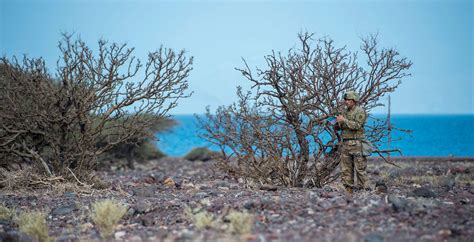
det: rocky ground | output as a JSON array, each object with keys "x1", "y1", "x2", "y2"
[{"x1": 1, "y1": 157, "x2": 473, "y2": 242}]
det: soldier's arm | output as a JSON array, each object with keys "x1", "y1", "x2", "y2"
[{"x1": 341, "y1": 111, "x2": 366, "y2": 130}]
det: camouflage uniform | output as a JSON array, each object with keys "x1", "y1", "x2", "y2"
[{"x1": 337, "y1": 92, "x2": 368, "y2": 191}]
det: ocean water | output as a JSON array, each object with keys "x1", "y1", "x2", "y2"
[{"x1": 156, "y1": 114, "x2": 474, "y2": 157}]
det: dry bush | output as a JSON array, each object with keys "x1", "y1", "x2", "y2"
[
  {"x1": 185, "y1": 206, "x2": 216, "y2": 229},
  {"x1": 226, "y1": 210, "x2": 253, "y2": 235},
  {"x1": 0, "y1": 166, "x2": 101, "y2": 194},
  {"x1": 200, "y1": 32, "x2": 411, "y2": 187},
  {"x1": 90, "y1": 199, "x2": 127, "y2": 238},
  {"x1": 17, "y1": 211, "x2": 50, "y2": 242},
  {"x1": 0, "y1": 33, "x2": 192, "y2": 178}
]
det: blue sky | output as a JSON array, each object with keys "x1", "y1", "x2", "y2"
[{"x1": 1, "y1": 0, "x2": 472, "y2": 114}]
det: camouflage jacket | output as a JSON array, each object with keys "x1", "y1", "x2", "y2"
[{"x1": 338, "y1": 105, "x2": 367, "y2": 140}]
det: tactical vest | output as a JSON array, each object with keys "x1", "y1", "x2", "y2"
[{"x1": 341, "y1": 106, "x2": 366, "y2": 140}]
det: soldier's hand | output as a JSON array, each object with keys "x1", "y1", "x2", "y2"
[{"x1": 336, "y1": 115, "x2": 345, "y2": 123}]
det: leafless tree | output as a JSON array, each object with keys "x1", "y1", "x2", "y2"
[
  {"x1": 0, "y1": 33, "x2": 192, "y2": 178},
  {"x1": 200, "y1": 32, "x2": 411, "y2": 187}
]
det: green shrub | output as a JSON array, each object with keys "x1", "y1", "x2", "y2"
[
  {"x1": 17, "y1": 211, "x2": 50, "y2": 242},
  {"x1": 98, "y1": 115, "x2": 172, "y2": 167},
  {"x1": 135, "y1": 142, "x2": 166, "y2": 160},
  {"x1": 90, "y1": 199, "x2": 127, "y2": 238},
  {"x1": 184, "y1": 147, "x2": 218, "y2": 161}
]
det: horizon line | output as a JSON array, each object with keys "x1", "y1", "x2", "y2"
[{"x1": 168, "y1": 112, "x2": 474, "y2": 116}]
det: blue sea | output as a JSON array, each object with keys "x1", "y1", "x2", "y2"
[{"x1": 156, "y1": 114, "x2": 474, "y2": 157}]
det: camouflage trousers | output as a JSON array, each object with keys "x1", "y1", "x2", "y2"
[{"x1": 340, "y1": 140, "x2": 367, "y2": 189}]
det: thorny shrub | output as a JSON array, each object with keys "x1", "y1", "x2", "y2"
[
  {"x1": 200, "y1": 32, "x2": 411, "y2": 187},
  {"x1": 0, "y1": 33, "x2": 192, "y2": 179}
]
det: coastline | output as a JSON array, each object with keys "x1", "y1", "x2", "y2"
[{"x1": 369, "y1": 156, "x2": 474, "y2": 162}]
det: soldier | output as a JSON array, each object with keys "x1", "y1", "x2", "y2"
[{"x1": 335, "y1": 91, "x2": 368, "y2": 193}]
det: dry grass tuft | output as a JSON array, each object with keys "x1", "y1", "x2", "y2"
[
  {"x1": 185, "y1": 206, "x2": 216, "y2": 229},
  {"x1": 408, "y1": 175, "x2": 442, "y2": 186},
  {"x1": 17, "y1": 211, "x2": 50, "y2": 242},
  {"x1": 456, "y1": 174, "x2": 474, "y2": 186},
  {"x1": 0, "y1": 203, "x2": 15, "y2": 221},
  {"x1": 0, "y1": 166, "x2": 107, "y2": 196},
  {"x1": 90, "y1": 199, "x2": 127, "y2": 238},
  {"x1": 226, "y1": 210, "x2": 254, "y2": 235},
  {"x1": 0, "y1": 167, "x2": 36, "y2": 192}
]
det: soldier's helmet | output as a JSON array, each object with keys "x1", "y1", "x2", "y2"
[{"x1": 343, "y1": 91, "x2": 360, "y2": 102}]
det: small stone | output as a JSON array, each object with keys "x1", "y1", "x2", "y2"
[
  {"x1": 129, "y1": 235, "x2": 143, "y2": 242},
  {"x1": 199, "y1": 198, "x2": 212, "y2": 207},
  {"x1": 411, "y1": 187, "x2": 436, "y2": 198},
  {"x1": 134, "y1": 200, "x2": 153, "y2": 214},
  {"x1": 194, "y1": 192, "x2": 208, "y2": 199},
  {"x1": 81, "y1": 223, "x2": 94, "y2": 232},
  {"x1": 216, "y1": 181, "x2": 230, "y2": 188},
  {"x1": 51, "y1": 203, "x2": 76, "y2": 216},
  {"x1": 143, "y1": 175, "x2": 156, "y2": 184},
  {"x1": 163, "y1": 177, "x2": 175, "y2": 187},
  {"x1": 437, "y1": 229, "x2": 452, "y2": 237},
  {"x1": 177, "y1": 229, "x2": 194, "y2": 240},
  {"x1": 182, "y1": 182, "x2": 196, "y2": 190},
  {"x1": 0, "y1": 231, "x2": 33, "y2": 242},
  {"x1": 317, "y1": 201, "x2": 333, "y2": 211},
  {"x1": 132, "y1": 187, "x2": 156, "y2": 197},
  {"x1": 387, "y1": 194, "x2": 409, "y2": 212},
  {"x1": 323, "y1": 186, "x2": 334, "y2": 192},
  {"x1": 199, "y1": 185, "x2": 211, "y2": 190},
  {"x1": 243, "y1": 201, "x2": 256, "y2": 210},
  {"x1": 141, "y1": 215, "x2": 155, "y2": 226},
  {"x1": 230, "y1": 184, "x2": 240, "y2": 190},
  {"x1": 460, "y1": 198, "x2": 470, "y2": 204},
  {"x1": 364, "y1": 233, "x2": 385, "y2": 242},
  {"x1": 127, "y1": 208, "x2": 136, "y2": 217},
  {"x1": 320, "y1": 192, "x2": 335, "y2": 198},
  {"x1": 374, "y1": 181, "x2": 388, "y2": 193},
  {"x1": 260, "y1": 184, "x2": 278, "y2": 191},
  {"x1": 114, "y1": 231, "x2": 126, "y2": 240},
  {"x1": 63, "y1": 192, "x2": 76, "y2": 199}
]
